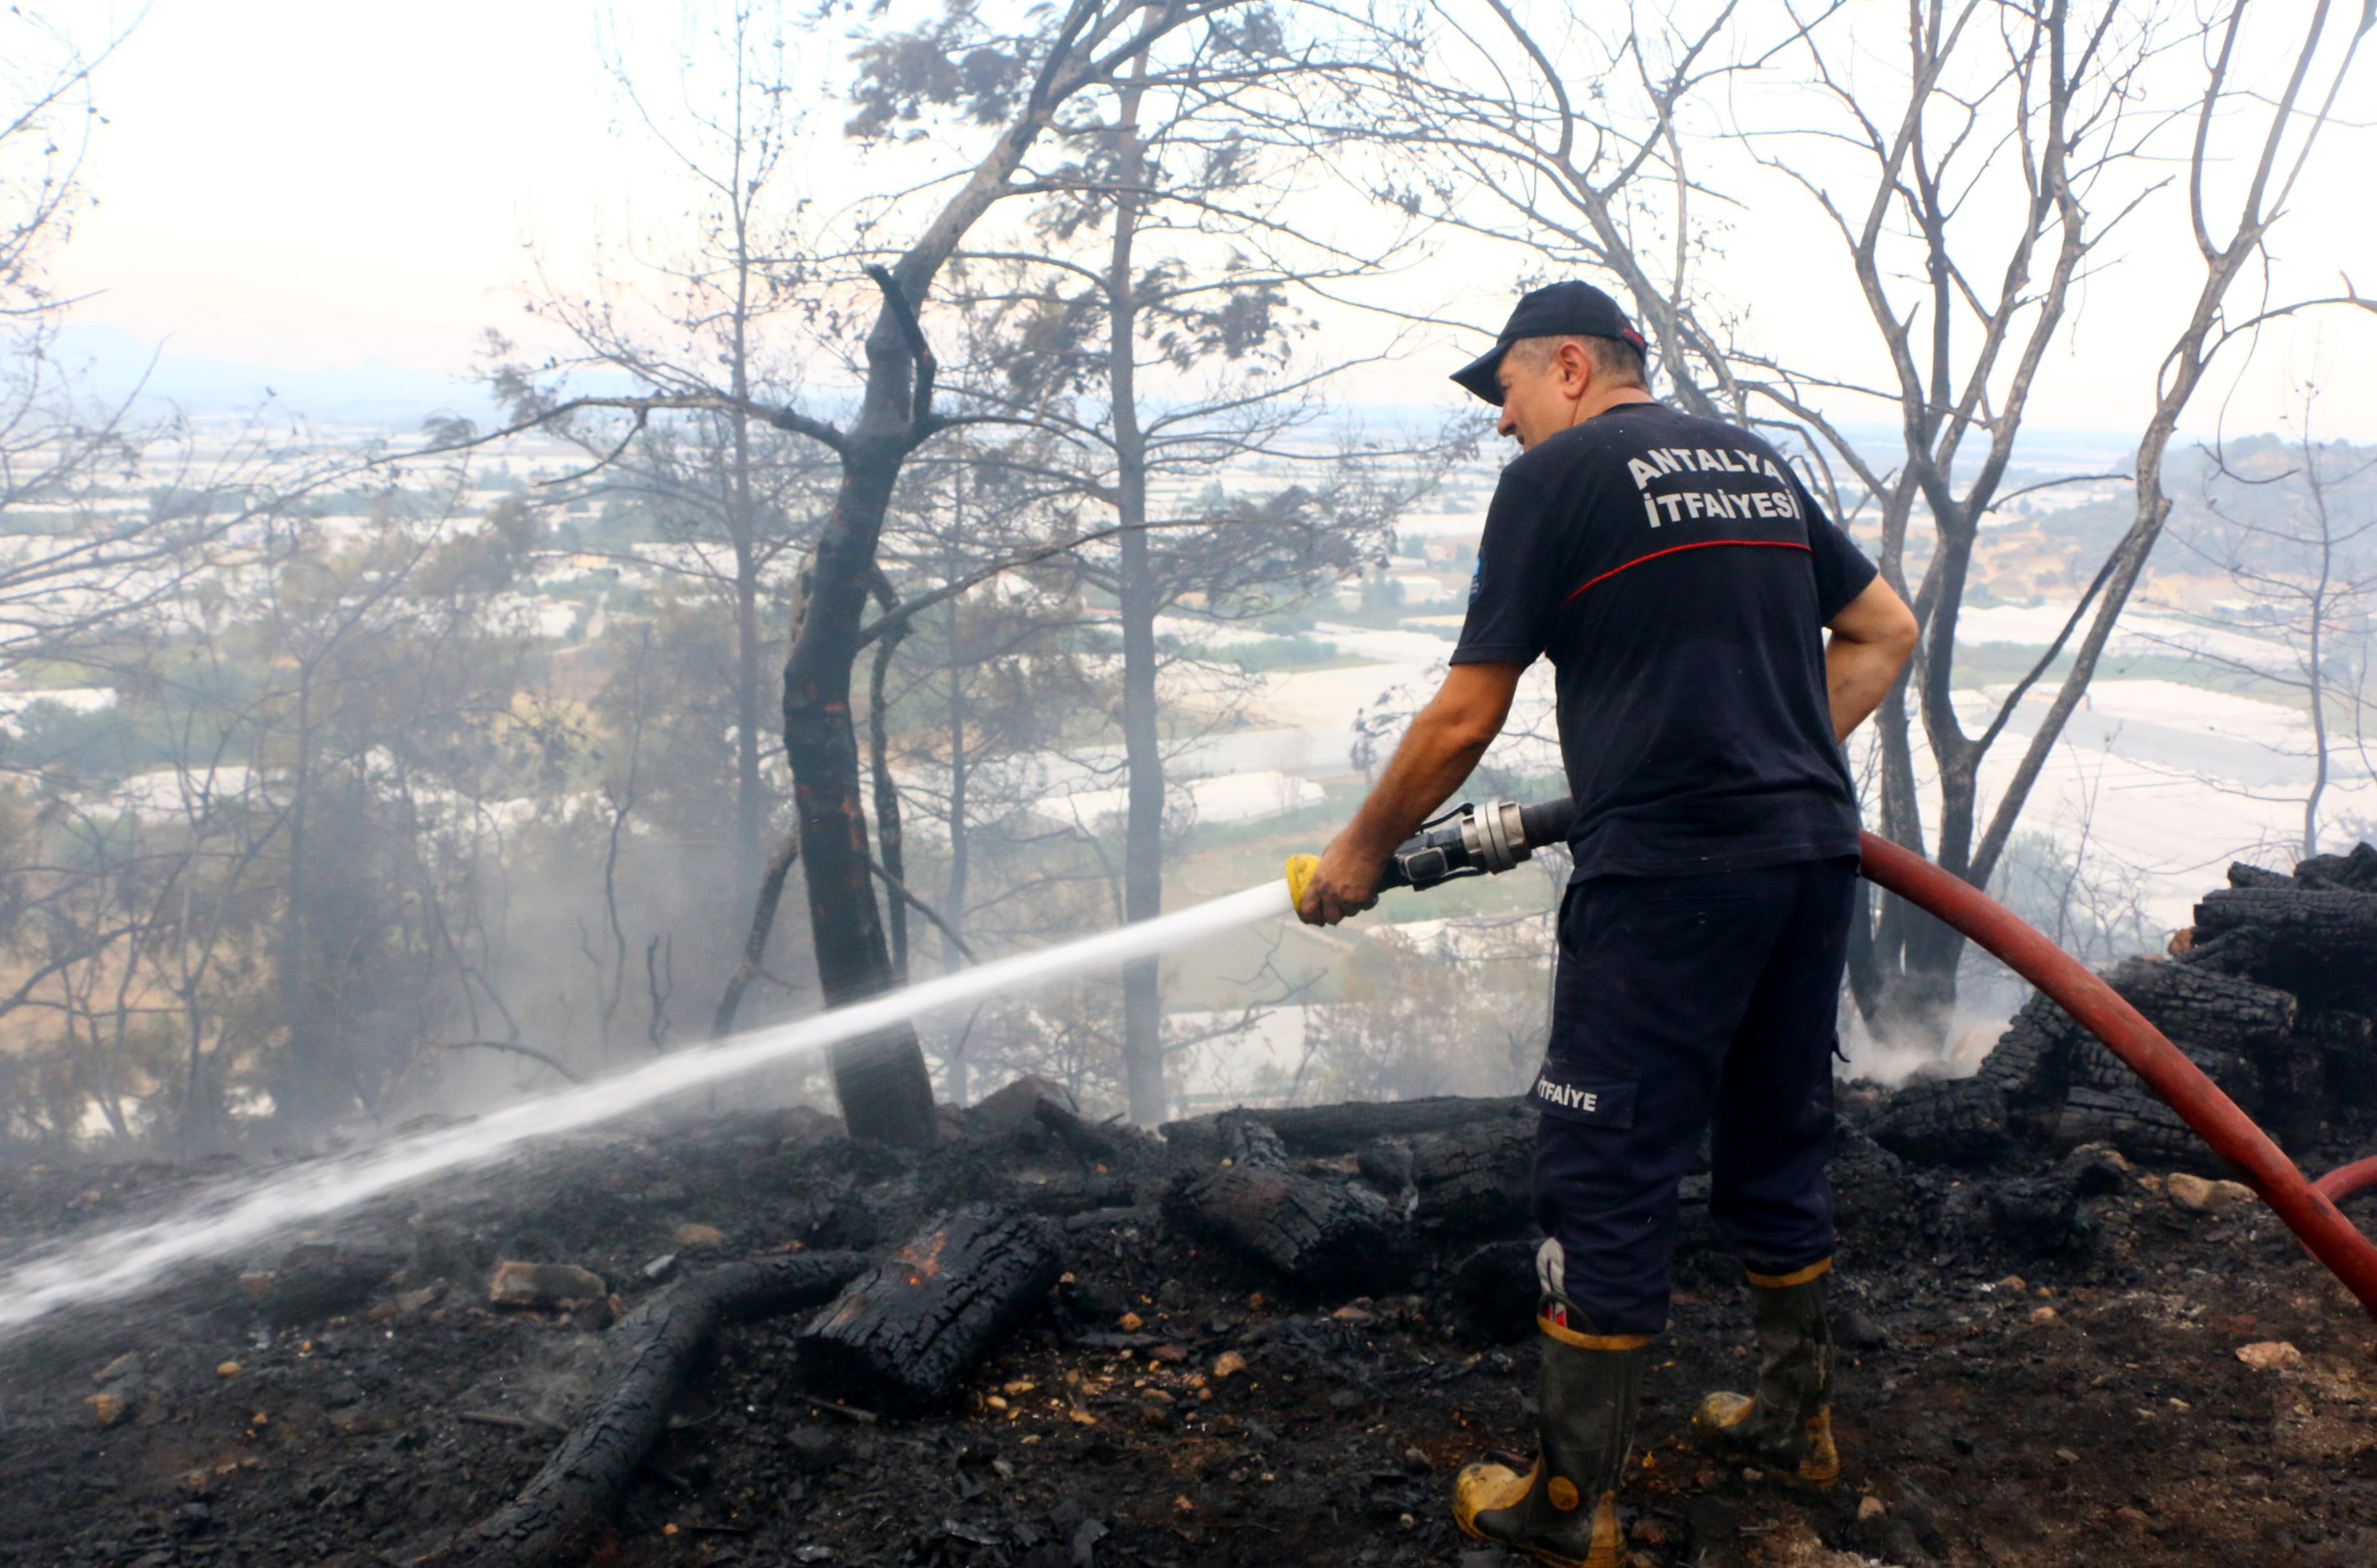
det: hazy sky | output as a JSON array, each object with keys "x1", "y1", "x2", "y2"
[{"x1": 42, "y1": 0, "x2": 2377, "y2": 439}]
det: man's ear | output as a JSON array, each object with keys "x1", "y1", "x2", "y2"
[{"x1": 1559, "y1": 340, "x2": 1593, "y2": 394}]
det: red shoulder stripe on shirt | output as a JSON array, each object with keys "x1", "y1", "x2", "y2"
[{"x1": 1560, "y1": 538, "x2": 1813, "y2": 605}]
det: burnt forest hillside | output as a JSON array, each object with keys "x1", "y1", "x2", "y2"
[{"x1": 1, "y1": 850, "x2": 2373, "y2": 1568}]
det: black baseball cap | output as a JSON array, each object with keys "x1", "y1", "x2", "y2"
[{"x1": 1450, "y1": 281, "x2": 1648, "y2": 405}]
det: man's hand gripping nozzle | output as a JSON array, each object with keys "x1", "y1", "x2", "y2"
[{"x1": 1288, "y1": 797, "x2": 1576, "y2": 919}]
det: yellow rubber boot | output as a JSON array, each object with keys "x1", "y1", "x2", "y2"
[
  {"x1": 1453, "y1": 1307, "x2": 1648, "y2": 1568},
  {"x1": 1694, "y1": 1257, "x2": 1840, "y2": 1488}
]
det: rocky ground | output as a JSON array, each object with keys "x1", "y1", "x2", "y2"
[{"x1": 0, "y1": 1070, "x2": 2372, "y2": 1568}]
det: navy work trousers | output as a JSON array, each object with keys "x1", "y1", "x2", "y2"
[{"x1": 1529, "y1": 855, "x2": 1858, "y2": 1336}]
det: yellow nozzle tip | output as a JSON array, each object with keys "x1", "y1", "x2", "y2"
[{"x1": 1285, "y1": 853, "x2": 1319, "y2": 915}]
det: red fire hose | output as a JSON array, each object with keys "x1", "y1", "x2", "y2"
[
  {"x1": 2316, "y1": 1157, "x2": 2377, "y2": 1210},
  {"x1": 1857, "y1": 830, "x2": 2377, "y2": 1320}
]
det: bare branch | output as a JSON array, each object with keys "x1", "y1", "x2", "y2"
[{"x1": 438, "y1": 1040, "x2": 583, "y2": 1085}]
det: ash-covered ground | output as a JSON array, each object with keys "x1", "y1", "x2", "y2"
[
  {"x1": 7, "y1": 846, "x2": 2377, "y2": 1568},
  {"x1": 0, "y1": 1072, "x2": 2371, "y2": 1568}
]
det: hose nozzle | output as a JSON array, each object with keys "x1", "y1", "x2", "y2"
[
  {"x1": 1285, "y1": 852, "x2": 1320, "y2": 912},
  {"x1": 1286, "y1": 796, "x2": 1576, "y2": 909}
]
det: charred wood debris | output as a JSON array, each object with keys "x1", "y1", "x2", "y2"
[
  {"x1": 1, "y1": 854, "x2": 2375, "y2": 1567},
  {"x1": 1868, "y1": 843, "x2": 2377, "y2": 1186}
]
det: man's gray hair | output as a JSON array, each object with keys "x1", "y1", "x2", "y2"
[{"x1": 1505, "y1": 332, "x2": 1647, "y2": 390}]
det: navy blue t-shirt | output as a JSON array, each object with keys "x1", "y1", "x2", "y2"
[{"x1": 1451, "y1": 400, "x2": 1876, "y2": 879}]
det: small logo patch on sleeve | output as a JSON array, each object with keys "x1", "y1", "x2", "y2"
[{"x1": 1527, "y1": 1063, "x2": 1638, "y2": 1128}]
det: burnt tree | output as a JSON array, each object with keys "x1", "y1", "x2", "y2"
[
  {"x1": 783, "y1": 261, "x2": 946, "y2": 1147},
  {"x1": 460, "y1": 3, "x2": 1390, "y2": 1136},
  {"x1": 972, "y1": 17, "x2": 1417, "y2": 1124},
  {"x1": 764, "y1": 0, "x2": 1284, "y2": 1143}
]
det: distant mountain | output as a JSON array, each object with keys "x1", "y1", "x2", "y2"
[
  {"x1": 33, "y1": 329, "x2": 2168, "y2": 473},
  {"x1": 1325, "y1": 403, "x2": 2144, "y2": 476},
  {"x1": 47, "y1": 324, "x2": 501, "y2": 425}
]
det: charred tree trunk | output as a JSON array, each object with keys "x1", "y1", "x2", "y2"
[
  {"x1": 869, "y1": 606, "x2": 911, "y2": 984},
  {"x1": 1106, "y1": 64, "x2": 1168, "y2": 1127},
  {"x1": 274, "y1": 672, "x2": 358, "y2": 1126},
  {"x1": 1117, "y1": 533, "x2": 1165, "y2": 1123},
  {"x1": 940, "y1": 591, "x2": 974, "y2": 1102},
  {"x1": 710, "y1": 828, "x2": 801, "y2": 1039},
  {"x1": 783, "y1": 379, "x2": 936, "y2": 1145},
  {"x1": 1854, "y1": 511, "x2": 1965, "y2": 1046},
  {"x1": 438, "y1": 1251, "x2": 863, "y2": 1568},
  {"x1": 756, "y1": 5, "x2": 1221, "y2": 1142},
  {"x1": 730, "y1": 418, "x2": 764, "y2": 917},
  {"x1": 798, "y1": 1207, "x2": 1062, "y2": 1411}
]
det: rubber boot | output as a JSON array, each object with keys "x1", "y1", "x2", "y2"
[
  {"x1": 1693, "y1": 1257, "x2": 1839, "y2": 1487},
  {"x1": 1453, "y1": 1304, "x2": 1648, "y2": 1568}
]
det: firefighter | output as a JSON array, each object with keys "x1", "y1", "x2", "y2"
[{"x1": 1296, "y1": 281, "x2": 1918, "y2": 1567}]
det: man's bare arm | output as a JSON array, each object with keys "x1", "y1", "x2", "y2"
[
  {"x1": 1824, "y1": 575, "x2": 1920, "y2": 741},
  {"x1": 1297, "y1": 660, "x2": 1526, "y2": 925}
]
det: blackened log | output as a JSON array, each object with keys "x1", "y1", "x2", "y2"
[
  {"x1": 1983, "y1": 1147, "x2": 2128, "y2": 1259},
  {"x1": 1974, "y1": 995, "x2": 2090, "y2": 1115},
  {"x1": 1987, "y1": 1177, "x2": 2094, "y2": 1258},
  {"x1": 1864, "y1": 1077, "x2": 2013, "y2": 1167},
  {"x1": 1033, "y1": 1096, "x2": 1123, "y2": 1165},
  {"x1": 1964, "y1": 954, "x2": 2307, "y2": 1168},
  {"x1": 2099, "y1": 956, "x2": 2297, "y2": 1052},
  {"x1": 2092, "y1": 957, "x2": 2307, "y2": 1139},
  {"x1": 963, "y1": 1073, "x2": 1122, "y2": 1162},
  {"x1": 2228, "y1": 862, "x2": 2294, "y2": 890},
  {"x1": 2175, "y1": 926, "x2": 2276, "y2": 980},
  {"x1": 1006, "y1": 1173, "x2": 1136, "y2": 1217},
  {"x1": 1167, "y1": 1118, "x2": 1418, "y2": 1292},
  {"x1": 2186, "y1": 888, "x2": 2377, "y2": 1008},
  {"x1": 1170, "y1": 1165, "x2": 1416, "y2": 1292},
  {"x1": 1355, "y1": 1138, "x2": 1414, "y2": 1193},
  {"x1": 1980, "y1": 959, "x2": 2294, "y2": 1089},
  {"x1": 2307, "y1": 1010, "x2": 2377, "y2": 1107},
  {"x1": 438, "y1": 1250, "x2": 864, "y2": 1568},
  {"x1": 2054, "y1": 1083, "x2": 2231, "y2": 1175},
  {"x1": 1162, "y1": 1095, "x2": 1523, "y2": 1162},
  {"x1": 2292, "y1": 841, "x2": 2377, "y2": 891},
  {"x1": 2192, "y1": 887, "x2": 2377, "y2": 959},
  {"x1": 2067, "y1": 1035, "x2": 2260, "y2": 1117},
  {"x1": 968, "y1": 1074, "x2": 1077, "y2": 1135},
  {"x1": 798, "y1": 1206, "x2": 1062, "y2": 1412},
  {"x1": 1961, "y1": 957, "x2": 2295, "y2": 1138},
  {"x1": 1394, "y1": 1106, "x2": 1536, "y2": 1236}
]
